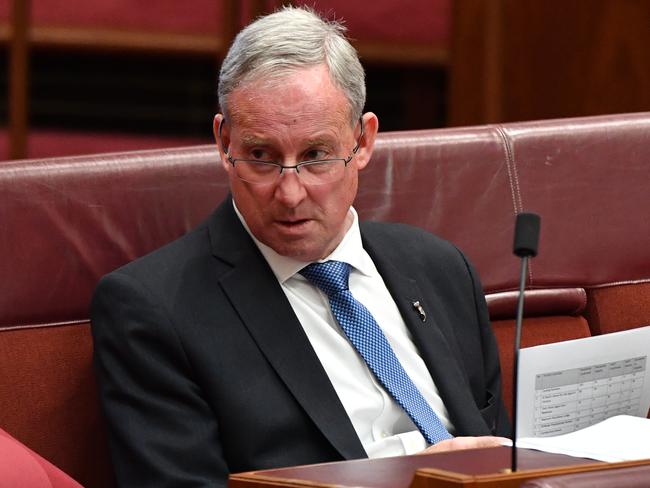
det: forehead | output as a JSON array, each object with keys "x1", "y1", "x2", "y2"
[{"x1": 227, "y1": 65, "x2": 352, "y2": 132}]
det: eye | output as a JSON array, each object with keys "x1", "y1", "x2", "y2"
[
  {"x1": 250, "y1": 148, "x2": 272, "y2": 161},
  {"x1": 302, "y1": 148, "x2": 330, "y2": 162}
]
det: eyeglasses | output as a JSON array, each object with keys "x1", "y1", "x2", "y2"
[{"x1": 218, "y1": 117, "x2": 364, "y2": 186}]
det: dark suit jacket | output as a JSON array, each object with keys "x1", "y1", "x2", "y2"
[{"x1": 91, "y1": 198, "x2": 510, "y2": 488}]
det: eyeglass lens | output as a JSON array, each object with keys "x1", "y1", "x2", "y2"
[{"x1": 234, "y1": 159, "x2": 346, "y2": 185}]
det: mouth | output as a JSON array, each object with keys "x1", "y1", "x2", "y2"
[
  {"x1": 277, "y1": 217, "x2": 309, "y2": 225},
  {"x1": 274, "y1": 218, "x2": 313, "y2": 233}
]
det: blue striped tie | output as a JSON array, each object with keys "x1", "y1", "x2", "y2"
[{"x1": 300, "y1": 260, "x2": 452, "y2": 444}]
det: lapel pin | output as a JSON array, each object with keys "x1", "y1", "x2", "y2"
[{"x1": 412, "y1": 301, "x2": 426, "y2": 322}]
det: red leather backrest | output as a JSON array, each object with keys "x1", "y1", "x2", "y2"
[
  {"x1": 358, "y1": 113, "x2": 650, "y2": 294},
  {"x1": 2, "y1": 112, "x2": 649, "y2": 329},
  {"x1": 0, "y1": 147, "x2": 228, "y2": 328}
]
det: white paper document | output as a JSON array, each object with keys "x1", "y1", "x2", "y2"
[
  {"x1": 517, "y1": 415, "x2": 650, "y2": 462},
  {"x1": 517, "y1": 326, "x2": 650, "y2": 438}
]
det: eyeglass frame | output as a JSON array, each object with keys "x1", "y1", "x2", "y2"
[{"x1": 217, "y1": 116, "x2": 365, "y2": 185}]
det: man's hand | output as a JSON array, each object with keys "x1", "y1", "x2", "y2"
[{"x1": 417, "y1": 436, "x2": 509, "y2": 455}]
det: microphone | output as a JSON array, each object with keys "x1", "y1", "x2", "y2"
[{"x1": 510, "y1": 212, "x2": 541, "y2": 472}]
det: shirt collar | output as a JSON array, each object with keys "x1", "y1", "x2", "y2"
[{"x1": 232, "y1": 199, "x2": 373, "y2": 283}]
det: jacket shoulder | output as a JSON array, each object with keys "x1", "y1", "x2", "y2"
[{"x1": 360, "y1": 220, "x2": 461, "y2": 259}]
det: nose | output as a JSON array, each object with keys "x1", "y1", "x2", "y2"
[{"x1": 274, "y1": 168, "x2": 307, "y2": 207}]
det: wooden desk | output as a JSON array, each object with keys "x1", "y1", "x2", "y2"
[{"x1": 229, "y1": 447, "x2": 650, "y2": 488}]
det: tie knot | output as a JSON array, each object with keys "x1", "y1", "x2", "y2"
[{"x1": 299, "y1": 260, "x2": 350, "y2": 296}]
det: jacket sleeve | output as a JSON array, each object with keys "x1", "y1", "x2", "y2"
[{"x1": 91, "y1": 271, "x2": 230, "y2": 488}]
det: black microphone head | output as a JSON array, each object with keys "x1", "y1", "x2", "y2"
[{"x1": 513, "y1": 212, "x2": 541, "y2": 257}]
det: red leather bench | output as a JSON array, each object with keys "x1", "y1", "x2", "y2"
[
  {"x1": 1, "y1": 112, "x2": 648, "y2": 486},
  {"x1": 0, "y1": 427, "x2": 82, "y2": 487}
]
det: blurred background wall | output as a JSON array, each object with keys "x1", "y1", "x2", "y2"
[{"x1": 1, "y1": 0, "x2": 649, "y2": 160}]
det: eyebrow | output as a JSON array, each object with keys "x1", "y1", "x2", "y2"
[
  {"x1": 239, "y1": 135, "x2": 338, "y2": 148},
  {"x1": 240, "y1": 135, "x2": 269, "y2": 147},
  {"x1": 305, "y1": 137, "x2": 336, "y2": 147}
]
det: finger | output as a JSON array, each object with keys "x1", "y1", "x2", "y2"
[{"x1": 418, "y1": 436, "x2": 506, "y2": 454}]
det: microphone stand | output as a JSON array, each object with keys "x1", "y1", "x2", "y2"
[
  {"x1": 510, "y1": 212, "x2": 541, "y2": 473},
  {"x1": 511, "y1": 254, "x2": 529, "y2": 472}
]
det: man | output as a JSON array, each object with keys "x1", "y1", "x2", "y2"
[{"x1": 91, "y1": 6, "x2": 510, "y2": 488}]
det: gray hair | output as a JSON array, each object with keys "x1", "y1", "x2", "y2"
[{"x1": 218, "y1": 6, "x2": 365, "y2": 124}]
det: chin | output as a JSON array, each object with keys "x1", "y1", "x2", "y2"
[
  {"x1": 279, "y1": 248, "x2": 320, "y2": 262},
  {"x1": 273, "y1": 243, "x2": 326, "y2": 262}
]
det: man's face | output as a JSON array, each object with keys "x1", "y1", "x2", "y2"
[{"x1": 215, "y1": 64, "x2": 378, "y2": 262}]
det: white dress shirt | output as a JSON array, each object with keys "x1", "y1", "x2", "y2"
[{"x1": 233, "y1": 202, "x2": 455, "y2": 457}]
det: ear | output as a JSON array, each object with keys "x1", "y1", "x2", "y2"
[
  {"x1": 213, "y1": 114, "x2": 230, "y2": 171},
  {"x1": 354, "y1": 112, "x2": 379, "y2": 171}
]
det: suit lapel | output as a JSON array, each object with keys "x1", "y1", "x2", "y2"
[
  {"x1": 361, "y1": 230, "x2": 491, "y2": 436},
  {"x1": 208, "y1": 201, "x2": 366, "y2": 459}
]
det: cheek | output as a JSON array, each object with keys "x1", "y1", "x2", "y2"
[
  {"x1": 317, "y1": 174, "x2": 358, "y2": 216},
  {"x1": 230, "y1": 178, "x2": 274, "y2": 215},
  {"x1": 337, "y1": 172, "x2": 359, "y2": 206}
]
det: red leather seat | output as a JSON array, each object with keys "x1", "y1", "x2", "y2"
[{"x1": 0, "y1": 428, "x2": 83, "y2": 487}]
